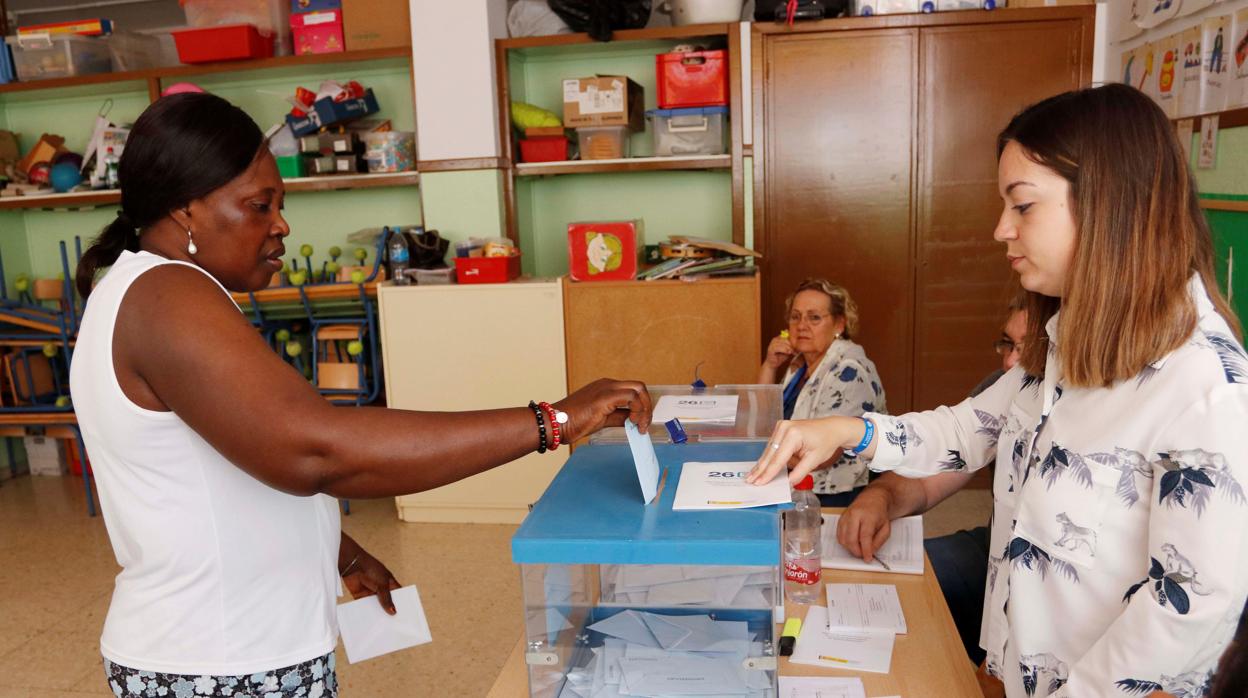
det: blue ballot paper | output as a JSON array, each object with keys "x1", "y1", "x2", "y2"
[{"x1": 625, "y1": 420, "x2": 661, "y2": 504}]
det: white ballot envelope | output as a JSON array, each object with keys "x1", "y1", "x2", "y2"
[
  {"x1": 673, "y1": 462, "x2": 791, "y2": 510},
  {"x1": 337, "y1": 585, "x2": 433, "y2": 663},
  {"x1": 625, "y1": 420, "x2": 661, "y2": 504},
  {"x1": 652, "y1": 395, "x2": 739, "y2": 424}
]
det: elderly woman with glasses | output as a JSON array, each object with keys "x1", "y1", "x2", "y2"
[{"x1": 757, "y1": 278, "x2": 887, "y2": 505}]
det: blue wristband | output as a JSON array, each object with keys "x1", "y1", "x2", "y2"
[{"x1": 845, "y1": 417, "x2": 874, "y2": 457}]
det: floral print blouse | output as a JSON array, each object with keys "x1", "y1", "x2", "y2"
[
  {"x1": 864, "y1": 277, "x2": 1248, "y2": 698},
  {"x1": 781, "y1": 338, "x2": 887, "y2": 494}
]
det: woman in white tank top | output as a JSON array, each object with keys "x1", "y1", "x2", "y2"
[{"x1": 69, "y1": 93, "x2": 653, "y2": 698}]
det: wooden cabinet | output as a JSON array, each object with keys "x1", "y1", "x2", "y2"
[
  {"x1": 564, "y1": 276, "x2": 761, "y2": 392},
  {"x1": 753, "y1": 7, "x2": 1095, "y2": 412},
  {"x1": 379, "y1": 280, "x2": 568, "y2": 524}
]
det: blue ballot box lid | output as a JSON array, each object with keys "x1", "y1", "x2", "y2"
[{"x1": 512, "y1": 442, "x2": 783, "y2": 566}]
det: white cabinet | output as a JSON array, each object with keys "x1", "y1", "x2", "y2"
[{"x1": 379, "y1": 279, "x2": 567, "y2": 523}]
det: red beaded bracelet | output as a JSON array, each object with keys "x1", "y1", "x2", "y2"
[{"x1": 538, "y1": 402, "x2": 565, "y2": 451}]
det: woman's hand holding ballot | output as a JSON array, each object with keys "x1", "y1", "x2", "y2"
[{"x1": 746, "y1": 416, "x2": 875, "y2": 486}]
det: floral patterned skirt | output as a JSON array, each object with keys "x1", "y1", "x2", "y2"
[{"x1": 103, "y1": 652, "x2": 338, "y2": 698}]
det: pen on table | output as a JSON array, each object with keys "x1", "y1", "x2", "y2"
[
  {"x1": 872, "y1": 557, "x2": 892, "y2": 571},
  {"x1": 818, "y1": 655, "x2": 851, "y2": 664}
]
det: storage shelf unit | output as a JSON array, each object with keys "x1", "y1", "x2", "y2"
[
  {"x1": 495, "y1": 23, "x2": 746, "y2": 277},
  {"x1": 1173, "y1": 106, "x2": 1248, "y2": 130}
]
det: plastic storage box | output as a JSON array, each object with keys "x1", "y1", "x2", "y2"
[
  {"x1": 181, "y1": 0, "x2": 291, "y2": 55},
  {"x1": 455, "y1": 255, "x2": 521, "y2": 284},
  {"x1": 362, "y1": 131, "x2": 416, "y2": 173},
  {"x1": 576, "y1": 126, "x2": 630, "y2": 160},
  {"x1": 108, "y1": 32, "x2": 163, "y2": 71},
  {"x1": 512, "y1": 441, "x2": 782, "y2": 698},
  {"x1": 6, "y1": 34, "x2": 111, "y2": 81},
  {"x1": 647, "y1": 106, "x2": 729, "y2": 156},
  {"x1": 172, "y1": 24, "x2": 274, "y2": 63},
  {"x1": 657, "y1": 49, "x2": 729, "y2": 108}
]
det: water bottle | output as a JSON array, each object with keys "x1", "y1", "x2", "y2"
[
  {"x1": 784, "y1": 475, "x2": 822, "y2": 604},
  {"x1": 387, "y1": 230, "x2": 411, "y2": 285},
  {"x1": 104, "y1": 147, "x2": 120, "y2": 190}
]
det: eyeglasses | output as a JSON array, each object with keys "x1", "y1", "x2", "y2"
[
  {"x1": 788, "y1": 312, "x2": 831, "y2": 326},
  {"x1": 994, "y1": 339, "x2": 1025, "y2": 356}
]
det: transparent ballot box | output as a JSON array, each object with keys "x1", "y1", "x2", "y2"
[
  {"x1": 512, "y1": 442, "x2": 782, "y2": 697},
  {"x1": 589, "y1": 384, "x2": 782, "y2": 445}
]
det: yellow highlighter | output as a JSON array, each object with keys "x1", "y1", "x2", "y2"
[{"x1": 779, "y1": 617, "x2": 802, "y2": 656}]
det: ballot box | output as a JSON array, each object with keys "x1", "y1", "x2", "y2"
[
  {"x1": 589, "y1": 384, "x2": 783, "y2": 445},
  {"x1": 511, "y1": 442, "x2": 782, "y2": 698}
]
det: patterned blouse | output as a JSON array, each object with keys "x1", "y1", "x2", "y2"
[
  {"x1": 781, "y1": 338, "x2": 887, "y2": 494},
  {"x1": 864, "y1": 277, "x2": 1248, "y2": 698}
]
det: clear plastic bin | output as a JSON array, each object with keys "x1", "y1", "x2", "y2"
[
  {"x1": 647, "y1": 106, "x2": 728, "y2": 156},
  {"x1": 6, "y1": 34, "x2": 112, "y2": 81},
  {"x1": 513, "y1": 442, "x2": 783, "y2": 698},
  {"x1": 108, "y1": 32, "x2": 163, "y2": 71},
  {"x1": 590, "y1": 384, "x2": 782, "y2": 444},
  {"x1": 362, "y1": 131, "x2": 416, "y2": 173},
  {"x1": 576, "y1": 125, "x2": 630, "y2": 160},
  {"x1": 181, "y1": 0, "x2": 292, "y2": 55}
]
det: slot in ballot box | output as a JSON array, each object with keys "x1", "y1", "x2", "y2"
[
  {"x1": 589, "y1": 384, "x2": 782, "y2": 445},
  {"x1": 511, "y1": 442, "x2": 783, "y2": 698}
]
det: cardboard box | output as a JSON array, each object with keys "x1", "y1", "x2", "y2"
[
  {"x1": 343, "y1": 0, "x2": 411, "y2": 51},
  {"x1": 562, "y1": 76, "x2": 645, "y2": 130},
  {"x1": 568, "y1": 220, "x2": 644, "y2": 281},
  {"x1": 299, "y1": 131, "x2": 362, "y2": 155},
  {"x1": 24, "y1": 436, "x2": 66, "y2": 476},
  {"x1": 309, "y1": 154, "x2": 364, "y2": 175},
  {"x1": 286, "y1": 89, "x2": 380, "y2": 135},
  {"x1": 291, "y1": 9, "x2": 345, "y2": 55}
]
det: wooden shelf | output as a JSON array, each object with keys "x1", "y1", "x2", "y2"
[
  {"x1": 0, "y1": 171, "x2": 419, "y2": 211},
  {"x1": 1201, "y1": 198, "x2": 1248, "y2": 212},
  {"x1": 515, "y1": 155, "x2": 731, "y2": 176},
  {"x1": 232, "y1": 281, "x2": 380, "y2": 306},
  {"x1": 498, "y1": 23, "x2": 732, "y2": 53},
  {"x1": 0, "y1": 46, "x2": 411, "y2": 97},
  {"x1": 1176, "y1": 106, "x2": 1248, "y2": 130}
]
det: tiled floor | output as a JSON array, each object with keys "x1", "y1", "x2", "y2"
[{"x1": 0, "y1": 473, "x2": 991, "y2": 697}]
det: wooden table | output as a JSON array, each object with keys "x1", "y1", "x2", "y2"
[{"x1": 486, "y1": 508, "x2": 982, "y2": 697}]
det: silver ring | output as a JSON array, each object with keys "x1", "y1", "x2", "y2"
[{"x1": 771, "y1": 443, "x2": 780, "y2": 450}]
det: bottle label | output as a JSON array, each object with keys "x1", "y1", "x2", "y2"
[
  {"x1": 784, "y1": 558, "x2": 821, "y2": 586},
  {"x1": 391, "y1": 248, "x2": 409, "y2": 264}
]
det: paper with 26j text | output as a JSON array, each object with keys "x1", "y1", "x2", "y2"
[{"x1": 672, "y1": 462, "x2": 791, "y2": 511}]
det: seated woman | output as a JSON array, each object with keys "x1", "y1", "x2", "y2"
[{"x1": 758, "y1": 278, "x2": 886, "y2": 505}]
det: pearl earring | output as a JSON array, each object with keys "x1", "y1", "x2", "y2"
[{"x1": 185, "y1": 226, "x2": 197, "y2": 255}]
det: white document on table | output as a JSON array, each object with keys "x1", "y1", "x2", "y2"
[
  {"x1": 825, "y1": 584, "x2": 907, "y2": 635},
  {"x1": 821, "y1": 514, "x2": 924, "y2": 575},
  {"x1": 336, "y1": 585, "x2": 432, "y2": 663},
  {"x1": 790, "y1": 606, "x2": 895, "y2": 675},
  {"x1": 778, "y1": 676, "x2": 867, "y2": 698},
  {"x1": 672, "y1": 462, "x2": 791, "y2": 510},
  {"x1": 618, "y1": 655, "x2": 749, "y2": 695},
  {"x1": 625, "y1": 420, "x2": 661, "y2": 504},
  {"x1": 652, "y1": 394, "x2": 739, "y2": 424}
]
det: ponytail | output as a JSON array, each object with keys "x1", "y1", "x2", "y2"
[{"x1": 77, "y1": 210, "x2": 141, "y2": 299}]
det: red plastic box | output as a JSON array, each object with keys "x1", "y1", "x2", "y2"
[
  {"x1": 568, "y1": 220, "x2": 643, "y2": 282},
  {"x1": 656, "y1": 50, "x2": 729, "y2": 109},
  {"x1": 518, "y1": 135, "x2": 568, "y2": 163},
  {"x1": 455, "y1": 255, "x2": 521, "y2": 284},
  {"x1": 291, "y1": 9, "x2": 345, "y2": 55},
  {"x1": 172, "y1": 24, "x2": 274, "y2": 63}
]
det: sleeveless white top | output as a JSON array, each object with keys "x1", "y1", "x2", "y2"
[{"x1": 70, "y1": 251, "x2": 341, "y2": 676}]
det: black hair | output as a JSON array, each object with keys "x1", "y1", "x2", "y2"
[{"x1": 76, "y1": 92, "x2": 264, "y2": 298}]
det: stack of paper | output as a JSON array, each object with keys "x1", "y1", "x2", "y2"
[
  {"x1": 824, "y1": 584, "x2": 906, "y2": 635},
  {"x1": 790, "y1": 606, "x2": 895, "y2": 675},
  {"x1": 557, "y1": 610, "x2": 773, "y2": 697},
  {"x1": 821, "y1": 514, "x2": 924, "y2": 575},
  {"x1": 673, "y1": 462, "x2": 792, "y2": 511},
  {"x1": 777, "y1": 677, "x2": 866, "y2": 698},
  {"x1": 599, "y1": 564, "x2": 776, "y2": 609},
  {"x1": 652, "y1": 395, "x2": 739, "y2": 425}
]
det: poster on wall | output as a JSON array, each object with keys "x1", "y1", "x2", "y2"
[
  {"x1": 1202, "y1": 14, "x2": 1232, "y2": 114},
  {"x1": 1177, "y1": 118, "x2": 1195, "y2": 164},
  {"x1": 1198, "y1": 115, "x2": 1219, "y2": 169},
  {"x1": 1141, "y1": 41, "x2": 1161, "y2": 101},
  {"x1": 1180, "y1": 25, "x2": 1205, "y2": 117},
  {"x1": 1140, "y1": 0, "x2": 1182, "y2": 29},
  {"x1": 1155, "y1": 31, "x2": 1183, "y2": 117},
  {"x1": 1178, "y1": 0, "x2": 1219, "y2": 19},
  {"x1": 1233, "y1": 7, "x2": 1248, "y2": 108}
]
